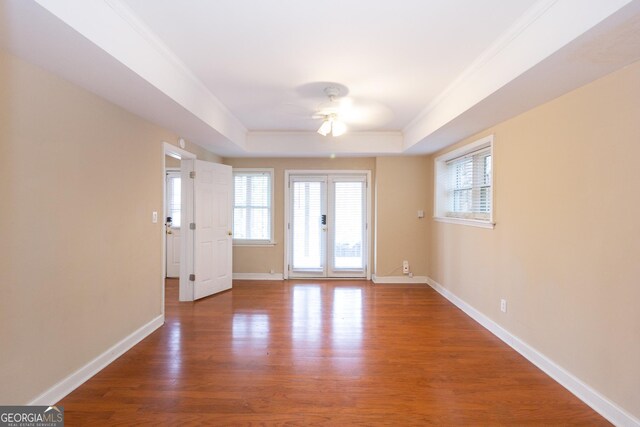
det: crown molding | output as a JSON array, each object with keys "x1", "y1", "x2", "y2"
[
  {"x1": 34, "y1": 0, "x2": 247, "y2": 148},
  {"x1": 403, "y1": 0, "x2": 634, "y2": 153}
]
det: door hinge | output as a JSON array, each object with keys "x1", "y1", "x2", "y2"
[
  {"x1": 189, "y1": 171, "x2": 196, "y2": 179},
  {"x1": 288, "y1": 264, "x2": 291, "y2": 271},
  {"x1": 190, "y1": 223, "x2": 196, "y2": 230},
  {"x1": 189, "y1": 274, "x2": 195, "y2": 281},
  {"x1": 287, "y1": 223, "x2": 290, "y2": 230}
]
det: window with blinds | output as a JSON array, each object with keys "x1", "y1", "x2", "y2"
[
  {"x1": 233, "y1": 169, "x2": 274, "y2": 243},
  {"x1": 434, "y1": 135, "x2": 494, "y2": 227},
  {"x1": 166, "y1": 172, "x2": 181, "y2": 227}
]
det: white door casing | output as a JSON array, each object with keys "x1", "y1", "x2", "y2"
[
  {"x1": 163, "y1": 143, "x2": 196, "y2": 304},
  {"x1": 193, "y1": 160, "x2": 233, "y2": 300},
  {"x1": 286, "y1": 171, "x2": 370, "y2": 279}
]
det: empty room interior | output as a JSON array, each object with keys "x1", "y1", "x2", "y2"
[{"x1": 2, "y1": 0, "x2": 640, "y2": 425}]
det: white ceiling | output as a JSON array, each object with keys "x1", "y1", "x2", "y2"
[
  {"x1": 2, "y1": 0, "x2": 640, "y2": 157},
  {"x1": 121, "y1": 0, "x2": 537, "y2": 132}
]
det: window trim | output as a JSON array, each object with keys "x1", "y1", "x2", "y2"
[
  {"x1": 434, "y1": 135, "x2": 495, "y2": 229},
  {"x1": 232, "y1": 168, "x2": 275, "y2": 245}
]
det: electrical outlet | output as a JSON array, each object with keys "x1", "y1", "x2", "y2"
[
  {"x1": 402, "y1": 260, "x2": 409, "y2": 274},
  {"x1": 500, "y1": 299, "x2": 507, "y2": 313}
]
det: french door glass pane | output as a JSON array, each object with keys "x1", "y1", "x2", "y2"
[
  {"x1": 333, "y1": 181, "x2": 364, "y2": 269},
  {"x1": 292, "y1": 182, "x2": 323, "y2": 269}
]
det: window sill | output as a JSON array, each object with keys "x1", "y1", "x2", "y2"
[
  {"x1": 233, "y1": 240, "x2": 277, "y2": 247},
  {"x1": 434, "y1": 216, "x2": 495, "y2": 229}
]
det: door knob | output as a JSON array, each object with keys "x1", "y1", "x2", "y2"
[{"x1": 228, "y1": 231, "x2": 233, "y2": 236}]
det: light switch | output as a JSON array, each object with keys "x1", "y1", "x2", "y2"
[
  {"x1": 417, "y1": 210, "x2": 425, "y2": 218},
  {"x1": 152, "y1": 211, "x2": 158, "y2": 223}
]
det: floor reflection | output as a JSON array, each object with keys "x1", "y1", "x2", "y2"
[
  {"x1": 232, "y1": 313, "x2": 270, "y2": 354},
  {"x1": 167, "y1": 321, "x2": 182, "y2": 376},
  {"x1": 332, "y1": 288, "x2": 363, "y2": 348},
  {"x1": 292, "y1": 285, "x2": 322, "y2": 347},
  {"x1": 290, "y1": 284, "x2": 364, "y2": 374}
]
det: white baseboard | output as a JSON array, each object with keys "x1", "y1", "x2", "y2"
[
  {"x1": 426, "y1": 277, "x2": 639, "y2": 427},
  {"x1": 233, "y1": 272, "x2": 284, "y2": 281},
  {"x1": 371, "y1": 274, "x2": 428, "y2": 284},
  {"x1": 28, "y1": 314, "x2": 164, "y2": 405}
]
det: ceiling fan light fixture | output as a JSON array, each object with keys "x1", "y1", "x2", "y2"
[
  {"x1": 317, "y1": 113, "x2": 347, "y2": 137},
  {"x1": 317, "y1": 118, "x2": 332, "y2": 136}
]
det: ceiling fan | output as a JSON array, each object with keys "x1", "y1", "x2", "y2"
[
  {"x1": 272, "y1": 83, "x2": 393, "y2": 135},
  {"x1": 314, "y1": 87, "x2": 349, "y2": 137}
]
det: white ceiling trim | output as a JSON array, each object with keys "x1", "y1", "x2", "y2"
[
  {"x1": 404, "y1": 0, "x2": 557, "y2": 134},
  {"x1": 34, "y1": 0, "x2": 248, "y2": 148},
  {"x1": 403, "y1": 0, "x2": 635, "y2": 153},
  {"x1": 11, "y1": 0, "x2": 638, "y2": 158},
  {"x1": 246, "y1": 132, "x2": 403, "y2": 157}
]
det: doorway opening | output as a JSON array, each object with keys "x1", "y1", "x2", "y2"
[
  {"x1": 165, "y1": 169, "x2": 181, "y2": 279},
  {"x1": 284, "y1": 170, "x2": 372, "y2": 280},
  {"x1": 162, "y1": 142, "x2": 196, "y2": 309}
]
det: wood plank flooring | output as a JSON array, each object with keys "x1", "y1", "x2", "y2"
[{"x1": 59, "y1": 279, "x2": 608, "y2": 425}]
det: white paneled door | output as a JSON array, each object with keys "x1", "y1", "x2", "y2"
[
  {"x1": 288, "y1": 173, "x2": 367, "y2": 278},
  {"x1": 193, "y1": 160, "x2": 233, "y2": 300}
]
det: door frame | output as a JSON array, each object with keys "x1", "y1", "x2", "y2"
[
  {"x1": 283, "y1": 169, "x2": 372, "y2": 280},
  {"x1": 163, "y1": 142, "x2": 196, "y2": 307}
]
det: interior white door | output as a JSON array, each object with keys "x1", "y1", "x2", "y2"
[
  {"x1": 193, "y1": 160, "x2": 233, "y2": 300},
  {"x1": 165, "y1": 171, "x2": 181, "y2": 278},
  {"x1": 289, "y1": 176, "x2": 327, "y2": 277}
]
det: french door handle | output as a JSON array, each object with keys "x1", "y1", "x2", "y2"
[{"x1": 321, "y1": 214, "x2": 327, "y2": 225}]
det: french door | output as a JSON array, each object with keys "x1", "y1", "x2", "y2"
[{"x1": 288, "y1": 173, "x2": 368, "y2": 278}]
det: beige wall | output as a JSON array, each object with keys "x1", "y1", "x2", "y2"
[
  {"x1": 224, "y1": 156, "x2": 431, "y2": 279},
  {"x1": 0, "y1": 50, "x2": 218, "y2": 404},
  {"x1": 375, "y1": 156, "x2": 431, "y2": 277},
  {"x1": 222, "y1": 157, "x2": 376, "y2": 275},
  {"x1": 428, "y1": 60, "x2": 640, "y2": 418}
]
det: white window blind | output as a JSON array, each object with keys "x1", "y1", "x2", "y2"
[
  {"x1": 332, "y1": 180, "x2": 365, "y2": 269},
  {"x1": 233, "y1": 169, "x2": 273, "y2": 242},
  {"x1": 291, "y1": 180, "x2": 323, "y2": 269},
  {"x1": 435, "y1": 135, "x2": 494, "y2": 226}
]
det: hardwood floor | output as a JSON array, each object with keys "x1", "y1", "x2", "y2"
[{"x1": 59, "y1": 279, "x2": 608, "y2": 425}]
